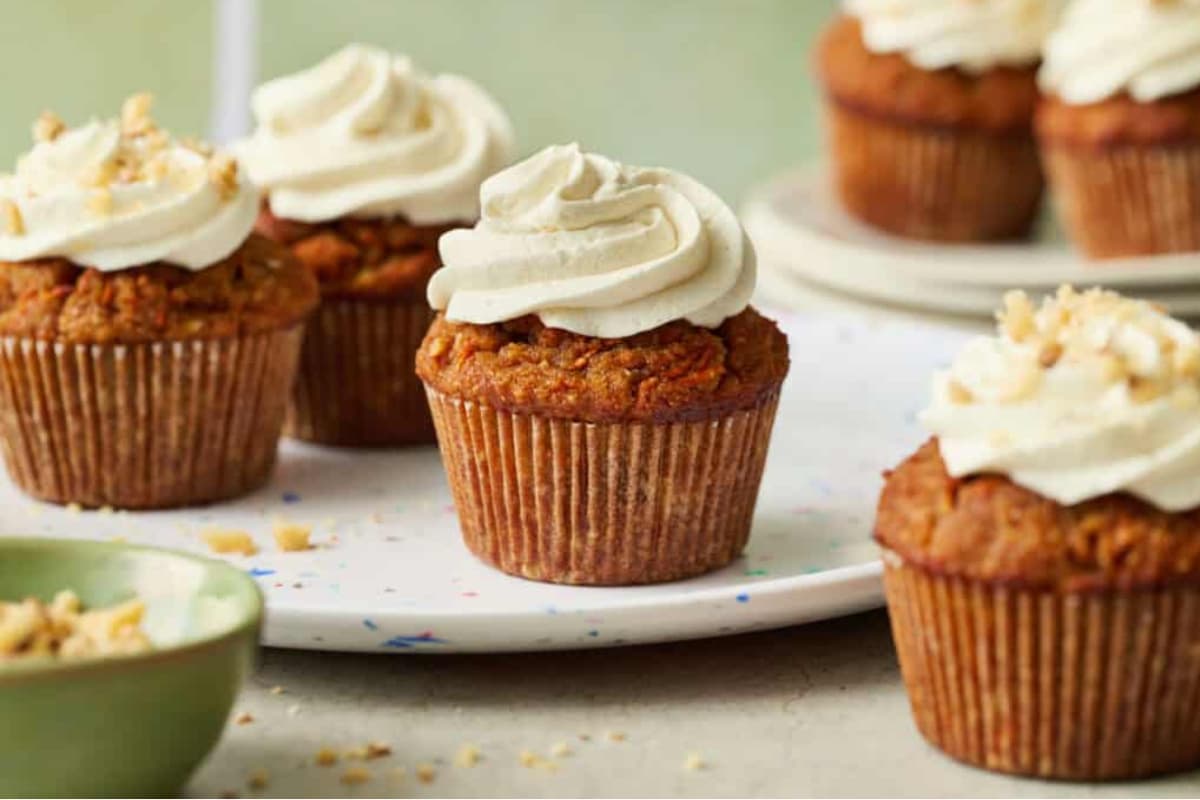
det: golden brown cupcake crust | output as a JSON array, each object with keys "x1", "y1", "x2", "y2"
[
  {"x1": 1036, "y1": 88, "x2": 1200, "y2": 148},
  {"x1": 416, "y1": 307, "x2": 790, "y2": 424},
  {"x1": 256, "y1": 206, "x2": 465, "y2": 303},
  {"x1": 815, "y1": 15, "x2": 1040, "y2": 134},
  {"x1": 876, "y1": 439, "x2": 1200, "y2": 592},
  {"x1": 0, "y1": 234, "x2": 318, "y2": 344}
]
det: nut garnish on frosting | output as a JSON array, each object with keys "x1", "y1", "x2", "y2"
[
  {"x1": 0, "y1": 94, "x2": 258, "y2": 271},
  {"x1": 922, "y1": 286, "x2": 1200, "y2": 511},
  {"x1": 427, "y1": 143, "x2": 755, "y2": 339},
  {"x1": 237, "y1": 44, "x2": 515, "y2": 225}
]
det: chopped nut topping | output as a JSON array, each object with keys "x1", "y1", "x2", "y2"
[
  {"x1": 234, "y1": 711, "x2": 254, "y2": 725},
  {"x1": 1037, "y1": 341, "x2": 1063, "y2": 369},
  {"x1": 1129, "y1": 377, "x2": 1166, "y2": 405},
  {"x1": 201, "y1": 529, "x2": 258, "y2": 556},
  {"x1": 208, "y1": 153, "x2": 240, "y2": 200},
  {"x1": 946, "y1": 380, "x2": 973, "y2": 405},
  {"x1": 121, "y1": 92, "x2": 156, "y2": 136},
  {"x1": 606, "y1": 731, "x2": 627, "y2": 743},
  {"x1": 180, "y1": 136, "x2": 215, "y2": 158},
  {"x1": 999, "y1": 290, "x2": 1035, "y2": 342},
  {"x1": 86, "y1": 188, "x2": 114, "y2": 217},
  {"x1": 683, "y1": 753, "x2": 706, "y2": 771},
  {"x1": 0, "y1": 200, "x2": 24, "y2": 236},
  {"x1": 314, "y1": 747, "x2": 339, "y2": 767},
  {"x1": 415, "y1": 763, "x2": 437, "y2": 784},
  {"x1": 32, "y1": 111, "x2": 65, "y2": 143},
  {"x1": 272, "y1": 518, "x2": 312, "y2": 552},
  {"x1": 549, "y1": 742, "x2": 572, "y2": 758}
]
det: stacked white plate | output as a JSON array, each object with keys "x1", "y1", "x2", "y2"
[{"x1": 743, "y1": 166, "x2": 1200, "y2": 320}]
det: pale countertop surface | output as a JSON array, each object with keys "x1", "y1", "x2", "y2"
[{"x1": 189, "y1": 611, "x2": 1200, "y2": 799}]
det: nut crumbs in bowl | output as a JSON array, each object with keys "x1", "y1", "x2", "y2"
[{"x1": 0, "y1": 590, "x2": 151, "y2": 662}]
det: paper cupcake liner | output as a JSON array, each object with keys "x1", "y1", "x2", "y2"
[
  {"x1": 883, "y1": 551, "x2": 1200, "y2": 780},
  {"x1": 425, "y1": 387, "x2": 782, "y2": 585},
  {"x1": 1041, "y1": 143, "x2": 1200, "y2": 259},
  {"x1": 0, "y1": 328, "x2": 303, "y2": 509},
  {"x1": 827, "y1": 102, "x2": 1044, "y2": 242},
  {"x1": 286, "y1": 299, "x2": 436, "y2": 447}
]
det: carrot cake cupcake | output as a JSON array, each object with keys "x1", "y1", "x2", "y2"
[
  {"x1": 816, "y1": 1, "x2": 1063, "y2": 241},
  {"x1": 877, "y1": 286, "x2": 1200, "y2": 779},
  {"x1": 1037, "y1": 0, "x2": 1200, "y2": 258},
  {"x1": 0, "y1": 96, "x2": 318, "y2": 509},
  {"x1": 417, "y1": 144, "x2": 790, "y2": 585},
  {"x1": 238, "y1": 44, "x2": 514, "y2": 446}
]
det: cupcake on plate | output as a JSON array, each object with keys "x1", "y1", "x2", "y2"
[
  {"x1": 0, "y1": 96, "x2": 318, "y2": 508},
  {"x1": 238, "y1": 44, "x2": 514, "y2": 447},
  {"x1": 417, "y1": 144, "x2": 790, "y2": 586},
  {"x1": 815, "y1": 0, "x2": 1063, "y2": 241},
  {"x1": 1038, "y1": 0, "x2": 1200, "y2": 259},
  {"x1": 878, "y1": 286, "x2": 1200, "y2": 779}
]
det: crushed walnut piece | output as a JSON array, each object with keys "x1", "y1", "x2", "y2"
[
  {"x1": 87, "y1": 188, "x2": 114, "y2": 217},
  {"x1": 32, "y1": 111, "x2": 66, "y2": 143},
  {"x1": 1, "y1": 200, "x2": 24, "y2": 236},
  {"x1": 121, "y1": 92, "x2": 156, "y2": 137},
  {"x1": 202, "y1": 529, "x2": 259, "y2": 557},
  {"x1": 415, "y1": 763, "x2": 437, "y2": 784},
  {"x1": 993, "y1": 286, "x2": 1200, "y2": 406},
  {"x1": 208, "y1": 154, "x2": 240, "y2": 200},
  {"x1": 314, "y1": 747, "x2": 339, "y2": 767},
  {"x1": 340, "y1": 766, "x2": 371, "y2": 786},
  {"x1": 0, "y1": 590, "x2": 152, "y2": 662}
]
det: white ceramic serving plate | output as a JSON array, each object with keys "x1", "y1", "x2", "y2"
[
  {"x1": 743, "y1": 167, "x2": 1200, "y2": 318},
  {"x1": 1, "y1": 313, "x2": 967, "y2": 654}
]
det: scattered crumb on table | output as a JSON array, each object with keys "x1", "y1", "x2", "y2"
[{"x1": 455, "y1": 743, "x2": 482, "y2": 767}]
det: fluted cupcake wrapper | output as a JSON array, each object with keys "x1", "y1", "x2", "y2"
[
  {"x1": 1042, "y1": 143, "x2": 1200, "y2": 259},
  {"x1": 883, "y1": 550, "x2": 1200, "y2": 780},
  {"x1": 0, "y1": 328, "x2": 303, "y2": 509},
  {"x1": 827, "y1": 101, "x2": 1044, "y2": 242},
  {"x1": 286, "y1": 299, "x2": 436, "y2": 447},
  {"x1": 425, "y1": 387, "x2": 782, "y2": 586}
]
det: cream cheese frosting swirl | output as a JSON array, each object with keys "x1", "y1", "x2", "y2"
[
  {"x1": 237, "y1": 44, "x2": 515, "y2": 225},
  {"x1": 0, "y1": 96, "x2": 257, "y2": 271},
  {"x1": 1039, "y1": 0, "x2": 1200, "y2": 104},
  {"x1": 845, "y1": 0, "x2": 1064, "y2": 72},
  {"x1": 922, "y1": 286, "x2": 1200, "y2": 511},
  {"x1": 426, "y1": 144, "x2": 755, "y2": 339}
]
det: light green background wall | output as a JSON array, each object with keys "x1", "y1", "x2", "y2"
[{"x1": 2, "y1": 0, "x2": 837, "y2": 203}]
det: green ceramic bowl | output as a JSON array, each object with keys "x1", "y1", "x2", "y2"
[{"x1": 0, "y1": 538, "x2": 262, "y2": 798}]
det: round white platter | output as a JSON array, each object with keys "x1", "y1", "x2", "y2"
[
  {"x1": 0, "y1": 313, "x2": 967, "y2": 654},
  {"x1": 743, "y1": 167, "x2": 1200, "y2": 318}
]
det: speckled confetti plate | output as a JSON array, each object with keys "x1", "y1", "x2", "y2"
[{"x1": 0, "y1": 312, "x2": 967, "y2": 653}]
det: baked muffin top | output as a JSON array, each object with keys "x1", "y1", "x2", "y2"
[
  {"x1": 816, "y1": 15, "x2": 1041, "y2": 134},
  {"x1": 1036, "y1": 87, "x2": 1200, "y2": 147},
  {"x1": 0, "y1": 234, "x2": 317, "y2": 344},
  {"x1": 876, "y1": 438, "x2": 1200, "y2": 591},
  {"x1": 256, "y1": 205, "x2": 462, "y2": 302},
  {"x1": 417, "y1": 307, "x2": 788, "y2": 424},
  {"x1": 880, "y1": 286, "x2": 1200, "y2": 591}
]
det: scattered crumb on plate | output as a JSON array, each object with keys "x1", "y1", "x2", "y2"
[
  {"x1": 272, "y1": 518, "x2": 313, "y2": 552},
  {"x1": 201, "y1": 529, "x2": 258, "y2": 556}
]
